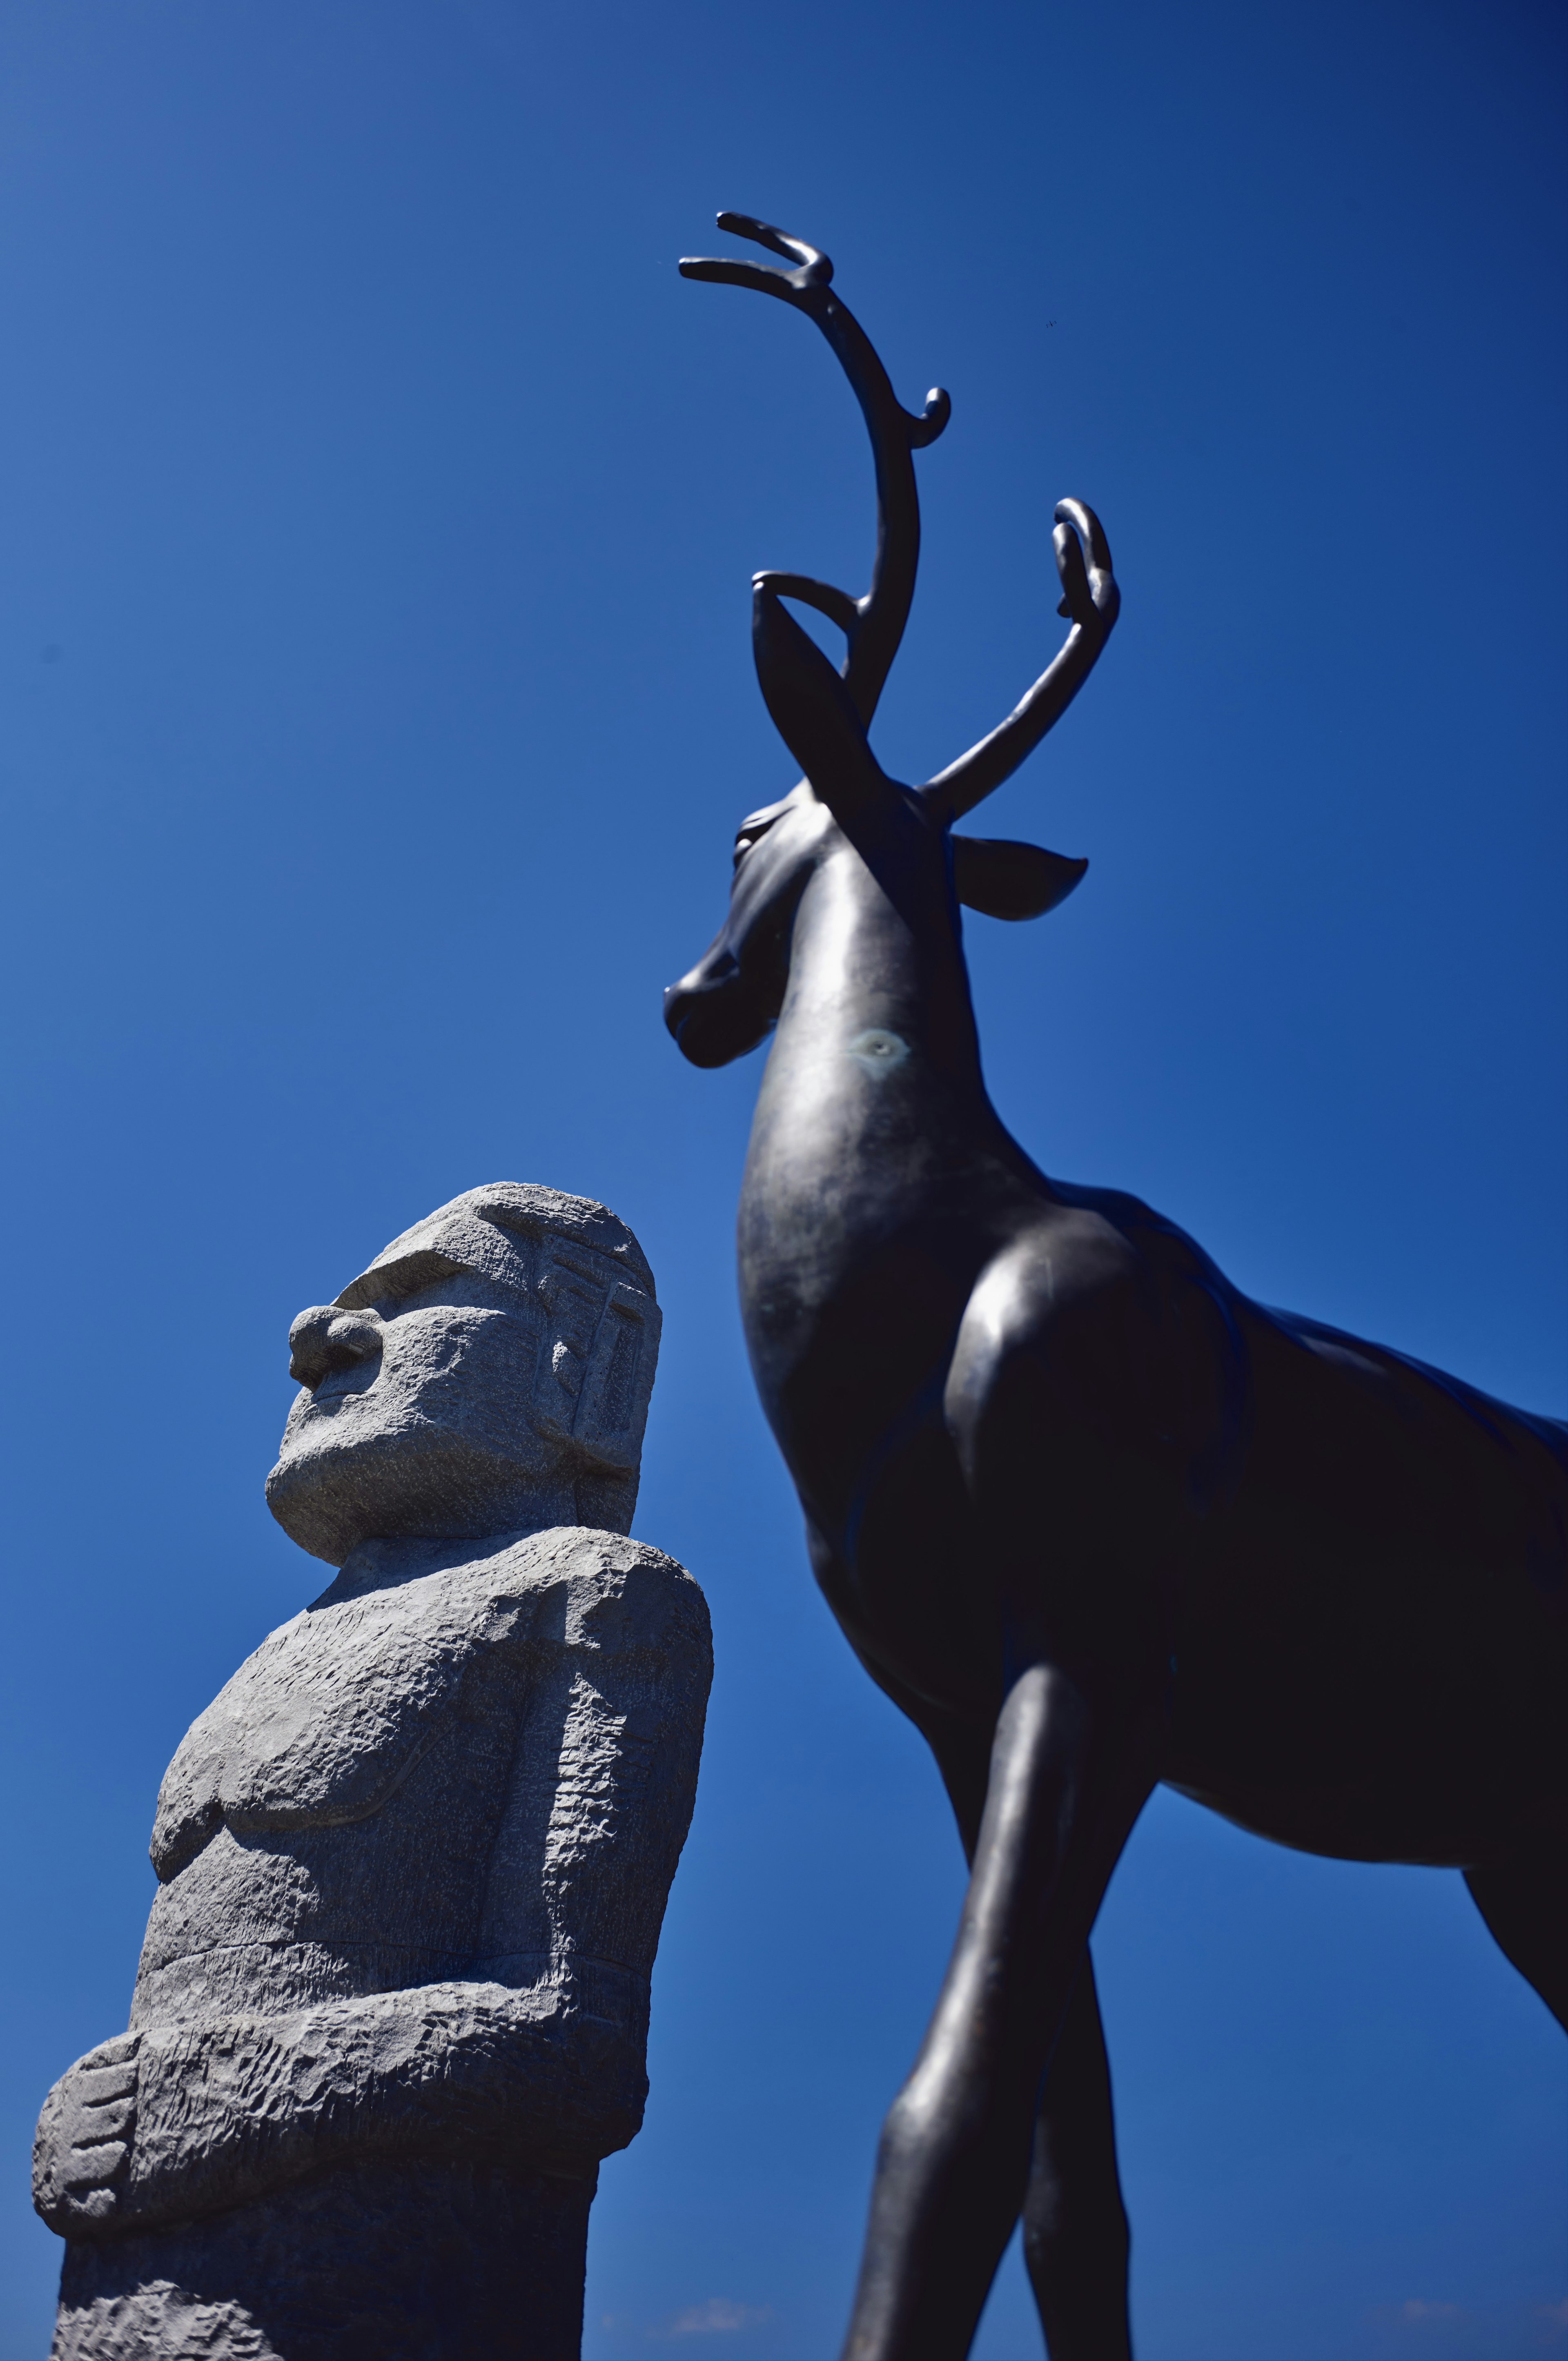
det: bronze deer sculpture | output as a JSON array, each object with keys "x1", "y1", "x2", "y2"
[{"x1": 664, "y1": 214, "x2": 1567, "y2": 2361}]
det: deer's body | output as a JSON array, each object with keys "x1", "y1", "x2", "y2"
[
  {"x1": 730, "y1": 777, "x2": 1566, "y2": 1870},
  {"x1": 667, "y1": 217, "x2": 1566, "y2": 2361}
]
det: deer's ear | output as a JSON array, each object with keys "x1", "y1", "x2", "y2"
[{"x1": 951, "y1": 837, "x2": 1087, "y2": 921}]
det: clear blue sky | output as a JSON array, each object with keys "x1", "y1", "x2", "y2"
[{"x1": 1, "y1": 3, "x2": 1564, "y2": 2355}]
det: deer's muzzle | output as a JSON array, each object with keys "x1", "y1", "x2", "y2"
[{"x1": 664, "y1": 942, "x2": 777, "y2": 1069}]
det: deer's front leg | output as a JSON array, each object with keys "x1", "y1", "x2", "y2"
[
  {"x1": 841, "y1": 1664, "x2": 1152, "y2": 2361},
  {"x1": 1024, "y1": 1953, "x2": 1133, "y2": 2361},
  {"x1": 836, "y1": 1222, "x2": 1170, "y2": 2360}
]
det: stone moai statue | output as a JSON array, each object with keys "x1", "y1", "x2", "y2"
[{"x1": 33, "y1": 1184, "x2": 712, "y2": 2361}]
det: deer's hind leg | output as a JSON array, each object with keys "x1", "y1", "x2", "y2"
[{"x1": 1465, "y1": 1847, "x2": 1568, "y2": 2030}]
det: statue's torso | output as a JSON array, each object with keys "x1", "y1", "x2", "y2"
[{"x1": 132, "y1": 1527, "x2": 712, "y2": 2037}]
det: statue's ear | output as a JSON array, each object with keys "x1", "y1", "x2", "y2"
[{"x1": 951, "y1": 837, "x2": 1087, "y2": 921}]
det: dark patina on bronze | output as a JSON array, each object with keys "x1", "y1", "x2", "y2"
[{"x1": 666, "y1": 214, "x2": 1567, "y2": 2361}]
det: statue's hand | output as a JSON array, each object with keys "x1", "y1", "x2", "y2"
[{"x1": 32, "y1": 2033, "x2": 139, "y2": 2236}]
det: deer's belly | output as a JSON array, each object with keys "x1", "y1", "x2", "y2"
[
  {"x1": 1154, "y1": 1301, "x2": 1568, "y2": 1862},
  {"x1": 1159, "y1": 1764, "x2": 1568, "y2": 1868},
  {"x1": 1163, "y1": 1518, "x2": 1568, "y2": 1866}
]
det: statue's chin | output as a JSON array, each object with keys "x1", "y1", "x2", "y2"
[{"x1": 265, "y1": 1422, "x2": 572, "y2": 1567}]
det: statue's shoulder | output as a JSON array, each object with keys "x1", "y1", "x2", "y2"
[{"x1": 150, "y1": 1529, "x2": 710, "y2": 1882}]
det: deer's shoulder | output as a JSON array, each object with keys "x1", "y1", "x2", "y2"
[
  {"x1": 945, "y1": 1187, "x2": 1245, "y2": 1465},
  {"x1": 989, "y1": 1180, "x2": 1232, "y2": 1314}
]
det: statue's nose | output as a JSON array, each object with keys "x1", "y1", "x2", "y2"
[{"x1": 288, "y1": 1305, "x2": 385, "y2": 1390}]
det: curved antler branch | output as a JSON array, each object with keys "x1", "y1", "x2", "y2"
[
  {"x1": 749, "y1": 571, "x2": 863, "y2": 641},
  {"x1": 679, "y1": 212, "x2": 950, "y2": 728},
  {"x1": 920, "y1": 500, "x2": 1120, "y2": 822}
]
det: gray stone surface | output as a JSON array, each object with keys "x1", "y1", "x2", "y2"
[
  {"x1": 53, "y1": 2158, "x2": 596, "y2": 2361},
  {"x1": 34, "y1": 1185, "x2": 710, "y2": 2359},
  {"x1": 267, "y1": 1183, "x2": 663, "y2": 1561}
]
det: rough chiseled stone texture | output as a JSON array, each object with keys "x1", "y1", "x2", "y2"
[
  {"x1": 266, "y1": 1183, "x2": 664, "y2": 1562},
  {"x1": 54, "y1": 2158, "x2": 596, "y2": 2361},
  {"x1": 35, "y1": 1188, "x2": 710, "y2": 2359}
]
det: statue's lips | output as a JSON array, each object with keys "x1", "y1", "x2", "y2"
[{"x1": 272, "y1": 1379, "x2": 399, "y2": 1476}]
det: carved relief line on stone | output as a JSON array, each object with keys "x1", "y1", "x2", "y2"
[{"x1": 36, "y1": 1185, "x2": 710, "y2": 2361}]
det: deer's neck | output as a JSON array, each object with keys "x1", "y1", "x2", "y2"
[
  {"x1": 775, "y1": 836, "x2": 984, "y2": 1080},
  {"x1": 737, "y1": 844, "x2": 1029, "y2": 1355}
]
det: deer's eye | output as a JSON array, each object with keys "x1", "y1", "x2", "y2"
[{"x1": 733, "y1": 817, "x2": 779, "y2": 868}]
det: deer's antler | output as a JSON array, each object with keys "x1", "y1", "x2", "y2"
[
  {"x1": 921, "y1": 499, "x2": 1120, "y2": 821},
  {"x1": 680, "y1": 213, "x2": 949, "y2": 728}
]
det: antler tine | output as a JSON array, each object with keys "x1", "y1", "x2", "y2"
[
  {"x1": 921, "y1": 499, "x2": 1120, "y2": 821},
  {"x1": 678, "y1": 212, "x2": 833, "y2": 293},
  {"x1": 680, "y1": 212, "x2": 951, "y2": 729}
]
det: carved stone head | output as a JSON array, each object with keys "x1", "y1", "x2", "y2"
[{"x1": 265, "y1": 1184, "x2": 661, "y2": 1564}]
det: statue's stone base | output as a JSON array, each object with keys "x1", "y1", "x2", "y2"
[{"x1": 51, "y1": 2154, "x2": 598, "y2": 2361}]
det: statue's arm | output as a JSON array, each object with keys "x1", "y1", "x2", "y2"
[
  {"x1": 33, "y1": 1977, "x2": 639, "y2": 2241},
  {"x1": 36, "y1": 1543, "x2": 711, "y2": 2245}
]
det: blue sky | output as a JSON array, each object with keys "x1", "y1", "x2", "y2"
[{"x1": 1, "y1": 2, "x2": 1564, "y2": 2355}]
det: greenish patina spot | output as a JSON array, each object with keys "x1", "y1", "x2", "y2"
[{"x1": 847, "y1": 1029, "x2": 910, "y2": 1076}]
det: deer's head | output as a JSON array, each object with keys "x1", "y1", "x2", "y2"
[{"x1": 664, "y1": 216, "x2": 1119, "y2": 1071}]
